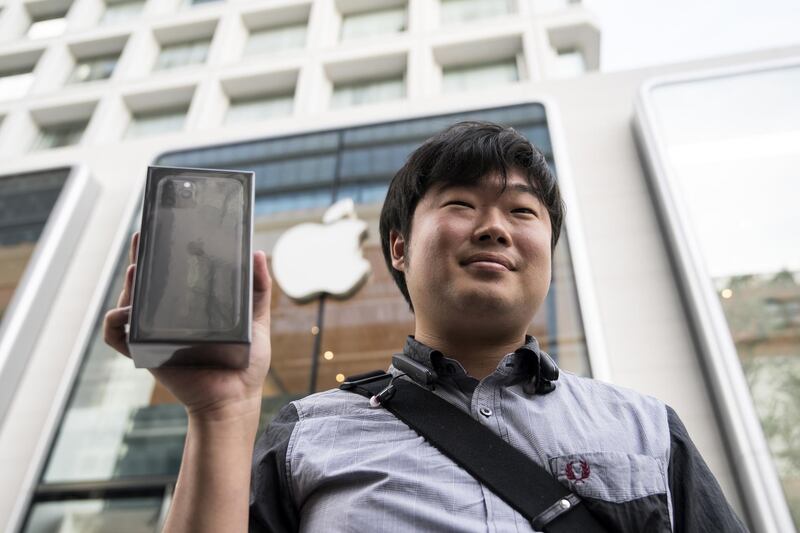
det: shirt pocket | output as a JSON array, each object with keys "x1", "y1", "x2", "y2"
[{"x1": 549, "y1": 451, "x2": 672, "y2": 533}]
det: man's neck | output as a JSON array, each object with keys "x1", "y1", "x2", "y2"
[{"x1": 412, "y1": 327, "x2": 527, "y2": 379}]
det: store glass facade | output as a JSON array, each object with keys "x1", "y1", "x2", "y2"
[
  {"x1": 22, "y1": 104, "x2": 593, "y2": 531},
  {"x1": 0, "y1": 168, "x2": 70, "y2": 323},
  {"x1": 640, "y1": 63, "x2": 800, "y2": 528}
]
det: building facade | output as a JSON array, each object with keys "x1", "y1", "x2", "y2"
[{"x1": 0, "y1": 0, "x2": 797, "y2": 531}]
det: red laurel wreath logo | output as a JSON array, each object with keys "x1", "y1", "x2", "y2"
[{"x1": 565, "y1": 460, "x2": 591, "y2": 484}]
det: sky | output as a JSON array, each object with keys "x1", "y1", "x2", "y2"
[{"x1": 588, "y1": 0, "x2": 800, "y2": 71}]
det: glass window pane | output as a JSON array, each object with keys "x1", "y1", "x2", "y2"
[
  {"x1": 225, "y1": 93, "x2": 293, "y2": 125},
  {"x1": 155, "y1": 40, "x2": 209, "y2": 70},
  {"x1": 442, "y1": 58, "x2": 518, "y2": 93},
  {"x1": 23, "y1": 497, "x2": 162, "y2": 533},
  {"x1": 645, "y1": 65, "x2": 800, "y2": 526},
  {"x1": 33, "y1": 122, "x2": 88, "y2": 151},
  {"x1": 0, "y1": 169, "x2": 69, "y2": 323},
  {"x1": 331, "y1": 76, "x2": 405, "y2": 108},
  {"x1": 340, "y1": 6, "x2": 406, "y2": 41},
  {"x1": 185, "y1": 0, "x2": 221, "y2": 7},
  {"x1": 101, "y1": 0, "x2": 145, "y2": 25},
  {"x1": 126, "y1": 108, "x2": 187, "y2": 139},
  {"x1": 68, "y1": 54, "x2": 119, "y2": 84},
  {"x1": 245, "y1": 23, "x2": 306, "y2": 56},
  {"x1": 535, "y1": 0, "x2": 581, "y2": 12},
  {"x1": 553, "y1": 47, "x2": 586, "y2": 78},
  {"x1": 440, "y1": 0, "x2": 513, "y2": 25}
]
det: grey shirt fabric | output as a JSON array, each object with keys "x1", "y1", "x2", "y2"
[{"x1": 250, "y1": 336, "x2": 747, "y2": 532}]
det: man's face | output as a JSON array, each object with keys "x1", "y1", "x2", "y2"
[{"x1": 391, "y1": 170, "x2": 553, "y2": 331}]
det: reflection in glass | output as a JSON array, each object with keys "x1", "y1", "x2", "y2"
[
  {"x1": 440, "y1": 0, "x2": 513, "y2": 25},
  {"x1": 101, "y1": 0, "x2": 145, "y2": 25},
  {"x1": 0, "y1": 169, "x2": 69, "y2": 323},
  {"x1": 552, "y1": 47, "x2": 586, "y2": 79},
  {"x1": 649, "y1": 64, "x2": 800, "y2": 526},
  {"x1": 126, "y1": 108, "x2": 188, "y2": 139},
  {"x1": 225, "y1": 93, "x2": 294, "y2": 125},
  {"x1": 245, "y1": 23, "x2": 306, "y2": 56},
  {"x1": 33, "y1": 122, "x2": 88, "y2": 151},
  {"x1": 155, "y1": 39, "x2": 210, "y2": 71},
  {"x1": 331, "y1": 76, "x2": 405, "y2": 108},
  {"x1": 340, "y1": 6, "x2": 406, "y2": 41},
  {"x1": 442, "y1": 58, "x2": 519, "y2": 93},
  {"x1": 68, "y1": 53, "x2": 119, "y2": 84},
  {"x1": 24, "y1": 497, "x2": 162, "y2": 533}
]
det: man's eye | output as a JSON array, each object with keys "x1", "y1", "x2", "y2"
[
  {"x1": 513, "y1": 207, "x2": 538, "y2": 216},
  {"x1": 447, "y1": 200, "x2": 473, "y2": 208}
]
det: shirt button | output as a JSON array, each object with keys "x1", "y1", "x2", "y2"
[{"x1": 479, "y1": 406, "x2": 492, "y2": 417}]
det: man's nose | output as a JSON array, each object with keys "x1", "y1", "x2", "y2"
[{"x1": 473, "y1": 210, "x2": 511, "y2": 245}]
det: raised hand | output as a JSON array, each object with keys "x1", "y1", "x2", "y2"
[{"x1": 103, "y1": 231, "x2": 273, "y2": 422}]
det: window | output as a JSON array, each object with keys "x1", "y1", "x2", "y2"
[
  {"x1": 155, "y1": 39, "x2": 210, "y2": 70},
  {"x1": 126, "y1": 107, "x2": 187, "y2": 138},
  {"x1": 0, "y1": 66, "x2": 35, "y2": 101},
  {"x1": 331, "y1": 76, "x2": 405, "y2": 108},
  {"x1": 636, "y1": 63, "x2": 800, "y2": 529},
  {"x1": 553, "y1": 47, "x2": 586, "y2": 78},
  {"x1": 184, "y1": 0, "x2": 221, "y2": 6},
  {"x1": 340, "y1": 5, "x2": 406, "y2": 41},
  {"x1": 32, "y1": 121, "x2": 87, "y2": 151},
  {"x1": 442, "y1": 58, "x2": 518, "y2": 92},
  {"x1": 440, "y1": 0, "x2": 513, "y2": 25},
  {"x1": 225, "y1": 93, "x2": 293, "y2": 125},
  {"x1": 245, "y1": 23, "x2": 306, "y2": 56},
  {"x1": 27, "y1": 10, "x2": 69, "y2": 39},
  {"x1": 23, "y1": 497, "x2": 164, "y2": 533},
  {"x1": 68, "y1": 53, "x2": 119, "y2": 84},
  {"x1": 101, "y1": 0, "x2": 145, "y2": 25},
  {"x1": 535, "y1": 0, "x2": 580, "y2": 11},
  {"x1": 0, "y1": 168, "x2": 70, "y2": 319}
]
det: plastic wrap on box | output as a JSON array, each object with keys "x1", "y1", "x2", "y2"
[{"x1": 128, "y1": 166, "x2": 253, "y2": 368}]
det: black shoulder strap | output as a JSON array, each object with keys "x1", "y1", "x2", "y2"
[{"x1": 341, "y1": 372, "x2": 608, "y2": 533}]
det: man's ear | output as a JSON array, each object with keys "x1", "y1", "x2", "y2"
[{"x1": 389, "y1": 229, "x2": 405, "y2": 272}]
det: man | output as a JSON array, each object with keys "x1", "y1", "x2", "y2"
[{"x1": 104, "y1": 122, "x2": 746, "y2": 532}]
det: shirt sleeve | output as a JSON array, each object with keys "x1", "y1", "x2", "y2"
[
  {"x1": 249, "y1": 402, "x2": 300, "y2": 533},
  {"x1": 666, "y1": 405, "x2": 749, "y2": 532}
]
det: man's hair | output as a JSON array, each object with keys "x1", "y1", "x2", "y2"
[{"x1": 379, "y1": 120, "x2": 565, "y2": 311}]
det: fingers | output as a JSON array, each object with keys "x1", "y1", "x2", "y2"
[
  {"x1": 252, "y1": 251, "x2": 272, "y2": 324},
  {"x1": 253, "y1": 250, "x2": 271, "y2": 292},
  {"x1": 106, "y1": 232, "x2": 139, "y2": 359},
  {"x1": 103, "y1": 306, "x2": 131, "y2": 357},
  {"x1": 116, "y1": 263, "x2": 136, "y2": 308},
  {"x1": 129, "y1": 231, "x2": 139, "y2": 265}
]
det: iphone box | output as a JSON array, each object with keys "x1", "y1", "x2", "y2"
[{"x1": 128, "y1": 166, "x2": 254, "y2": 368}]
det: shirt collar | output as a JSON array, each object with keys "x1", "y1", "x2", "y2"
[{"x1": 401, "y1": 335, "x2": 559, "y2": 395}]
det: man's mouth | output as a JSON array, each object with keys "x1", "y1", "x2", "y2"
[{"x1": 461, "y1": 253, "x2": 514, "y2": 271}]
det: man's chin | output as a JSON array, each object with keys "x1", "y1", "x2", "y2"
[{"x1": 451, "y1": 289, "x2": 516, "y2": 316}]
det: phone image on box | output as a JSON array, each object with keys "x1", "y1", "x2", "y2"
[{"x1": 139, "y1": 174, "x2": 244, "y2": 337}]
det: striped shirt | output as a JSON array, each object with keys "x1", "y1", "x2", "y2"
[{"x1": 249, "y1": 336, "x2": 746, "y2": 532}]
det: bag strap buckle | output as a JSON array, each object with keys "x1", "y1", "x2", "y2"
[{"x1": 531, "y1": 492, "x2": 582, "y2": 530}]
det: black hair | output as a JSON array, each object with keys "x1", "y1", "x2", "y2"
[{"x1": 378, "y1": 120, "x2": 565, "y2": 311}]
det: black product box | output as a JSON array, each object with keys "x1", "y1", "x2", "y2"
[{"x1": 128, "y1": 166, "x2": 254, "y2": 368}]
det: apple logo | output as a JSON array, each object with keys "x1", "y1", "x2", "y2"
[{"x1": 271, "y1": 198, "x2": 371, "y2": 303}]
